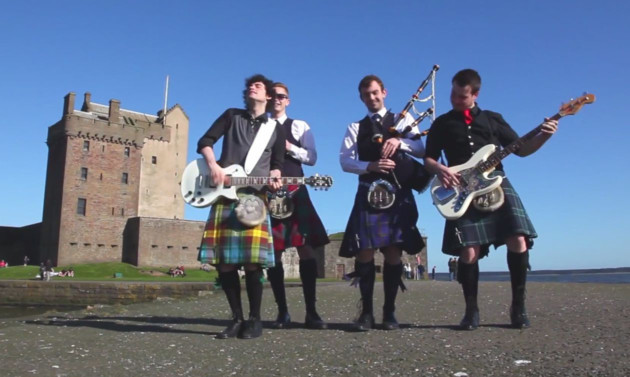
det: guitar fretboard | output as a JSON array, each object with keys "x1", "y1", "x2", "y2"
[
  {"x1": 476, "y1": 113, "x2": 562, "y2": 173},
  {"x1": 206, "y1": 176, "x2": 307, "y2": 187}
]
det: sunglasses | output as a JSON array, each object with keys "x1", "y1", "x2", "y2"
[{"x1": 274, "y1": 94, "x2": 289, "y2": 100}]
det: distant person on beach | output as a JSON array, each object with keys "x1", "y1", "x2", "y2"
[
  {"x1": 431, "y1": 266, "x2": 436, "y2": 280},
  {"x1": 23, "y1": 255, "x2": 30, "y2": 266},
  {"x1": 44, "y1": 259, "x2": 53, "y2": 281},
  {"x1": 448, "y1": 258, "x2": 456, "y2": 281},
  {"x1": 196, "y1": 74, "x2": 284, "y2": 340},
  {"x1": 417, "y1": 264, "x2": 425, "y2": 280},
  {"x1": 424, "y1": 68, "x2": 559, "y2": 330},
  {"x1": 339, "y1": 74, "x2": 426, "y2": 331},
  {"x1": 266, "y1": 82, "x2": 329, "y2": 330}
]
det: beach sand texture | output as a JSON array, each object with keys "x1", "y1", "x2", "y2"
[{"x1": 1, "y1": 281, "x2": 628, "y2": 376}]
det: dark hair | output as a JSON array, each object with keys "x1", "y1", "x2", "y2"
[
  {"x1": 452, "y1": 69, "x2": 481, "y2": 93},
  {"x1": 242, "y1": 74, "x2": 274, "y2": 106},
  {"x1": 358, "y1": 75, "x2": 385, "y2": 93}
]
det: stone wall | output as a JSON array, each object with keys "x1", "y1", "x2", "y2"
[{"x1": 0, "y1": 280, "x2": 214, "y2": 306}]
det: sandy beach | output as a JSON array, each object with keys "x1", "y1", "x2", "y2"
[{"x1": 1, "y1": 281, "x2": 628, "y2": 376}]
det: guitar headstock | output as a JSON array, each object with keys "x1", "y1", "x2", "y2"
[
  {"x1": 305, "y1": 174, "x2": 333, "y2": 190},
  {"x1": 558, "y1": 93, "x2": 596, "y2": 116}
]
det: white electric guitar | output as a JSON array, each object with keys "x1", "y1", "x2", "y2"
[
  {"x1": 181, "y1": 159, "x2": 333, "y2": 208},
  {"x1": 431, "y1": 93, "x2": 596, "y2": 220}
]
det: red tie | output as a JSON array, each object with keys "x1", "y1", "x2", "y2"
[{"x1": 463, "y1": 109, "x2": 473, "y2": 125}]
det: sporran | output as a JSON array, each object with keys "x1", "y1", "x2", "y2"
[
  {"x1": 472, "y1": 187, "x2": 505, "y2": 212},
  {"x1": 234, "y1": 194, "x2": 267, "y2": 227},
  {"x1": 367, "y1": 179, "x2": 396, "y2": 209},
  {"x1": 268, "y1": 189, "x2": 295, "y2": 219}
]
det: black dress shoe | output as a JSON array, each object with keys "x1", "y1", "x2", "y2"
[
  {"x1": 304, "y1": 311, "x2": 328, "y2": 330},
  {"x1": 216, "y1": 320, "x2": 243, "y2": 339},
  {"x1": 459, "y1": 308, "x2": 480, "y2": 330},
  {"x1": 382, "y1": 312, "x2": 399, "y2": 330},
  {"x1": 510, "y1": 305, "x2": 530, "y2": 329},
  {"x1": 271, "y1": 312, "x2": 291, "y2": 329},
  {"x1": 238, "y1": 319, "x2": 263, "y2": 339},
  {"x1": 353, "y1": 313, "x2": 375, "y2": 332}
]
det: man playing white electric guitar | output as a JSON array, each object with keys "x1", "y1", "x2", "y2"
[{"x1": 424, "y1": 69, "x2": 558, "y2": 331}]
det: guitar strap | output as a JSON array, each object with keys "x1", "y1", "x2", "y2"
[{"x1": 243, "y1": 118, "x2": 277, "y2": 175}]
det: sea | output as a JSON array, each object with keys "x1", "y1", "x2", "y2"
[{"x1": 433, "y1": 268, "x2": 630, "y2": 284}]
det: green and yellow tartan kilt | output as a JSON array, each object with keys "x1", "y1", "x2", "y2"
[
  {"x1": 198, "y1": 190, "x2": 275, "y2": 267},
  {"x1": 442, "y1": 173, "x2": 537, "y2": 258}
]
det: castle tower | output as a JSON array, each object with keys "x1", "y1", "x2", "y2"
[{"x1": 39, "y1": 92, "x2": 189, "y2": 265}]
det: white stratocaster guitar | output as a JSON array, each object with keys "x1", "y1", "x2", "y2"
[
  {"x1": 431, "y1": 93, "x2": 596, "y2": 220},
  {"x1": 181, "y1": 159, "x2": 333, "y2": 208}
]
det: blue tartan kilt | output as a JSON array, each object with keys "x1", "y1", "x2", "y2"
[
  {"x1": 442, "y1": 173, "x2": 537, "y2": 258},
  {"x1": 339, "y1": 183, "x2": 424, "y2": 258},
  {"x1": 270, "y1": 185, "x2": 330, "y2": 252},
  {"x1": 197, "y1": 190, "x2": 275, "y2": 268}
]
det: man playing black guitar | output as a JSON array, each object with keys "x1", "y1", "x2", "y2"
[
  {"x1": 339, "y1": 75, "x2": 426, "y2": 331},
  {"x1": 424, "y1": 69, "x2": 558, "y2": 330}
]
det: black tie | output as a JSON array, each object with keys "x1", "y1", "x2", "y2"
[{"x1": 371, "y1": 113, "x2": 382, "y2": 124}]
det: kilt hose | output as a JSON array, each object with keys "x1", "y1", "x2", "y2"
[
  {"x1": 340, "y1": 184, "x2": 424, "y2": 258},
  {"x1": 442, "y1": 173, "x2": 537, "y2": 258},
  {"x1": 271, "y1": 185, "x2": 330, "y2": 251},
  {"x1": 198, "y1": 190, "x2": 275, "y2": 267}
]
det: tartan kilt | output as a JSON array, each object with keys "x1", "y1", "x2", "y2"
[
  {"x1": 270, "y1": 185, "x2": 330, "y2": 251},
  {"x1": 198, "y1": 190, "x2": 275, "y2": 267},
  {"x1": 339, "y1": 183, "x2": 424, "y2": 258},
  {"x1": 442, "y1": 173, "x2": 537, "y2": 258}
]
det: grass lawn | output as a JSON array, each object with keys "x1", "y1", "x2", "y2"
[{"x1": 0, "y1": 262, "x2": 217, "y2": 282}]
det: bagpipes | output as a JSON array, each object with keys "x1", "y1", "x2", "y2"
[{"x1": 372, "y1": 65, "x2": 439, "y2": 194}]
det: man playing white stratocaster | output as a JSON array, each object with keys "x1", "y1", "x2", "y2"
[{"x1": 424, "y1": 69, "x2": 558, "y2": 330}]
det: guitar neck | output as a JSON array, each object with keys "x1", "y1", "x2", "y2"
[
  {"x1": 226, "y1": 176, "x2": 307, "y2": 187},
  {"x1": 477, "y1": 112, "x2": 562, "y2": 172}
]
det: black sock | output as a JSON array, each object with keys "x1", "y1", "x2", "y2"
[
  {"x1": 266, "y1": 262, "x2": 288, "y2": 314},
  {"x1": 299, "y1": 258, "x2": 318, "y2": 314},
  {"x1": 507, "y1": 250, "x2": 529, "y2": 307},
  {"x1": 245, "y1": 269, "x2": 263, "y2": 320},
  {"x1": 355, "y1": 260, "x2": 375, "y2": 315},
  {"x1": 218, "y1": 270, "x2": 243, "y2": 321},
  {"x1": 383, "y1": 262, "x2": 403, "y2": 314},
  {"x1": 458, "y1": 261, "x2": 479, "y2": 311}
]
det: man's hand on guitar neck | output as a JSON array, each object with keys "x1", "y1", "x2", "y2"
[
  {"x1": 516, "y1": 118, "x2": 559, "y2": 157},
  {"x1": 268, "y1": 169, "x2": 283, "y2": 191}
]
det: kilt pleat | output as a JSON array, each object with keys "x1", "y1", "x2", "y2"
[
  {"x1": 198, "y1": 190, "x2": 275, "y2": 267},
  {"x1": 339, "y1": 184, "x2": 424, "y2": 257},
  {"x1": 270, "y1": 186, "x2": 330, "y2": 251},
  {"x1": 442, "y1": 172, "x2": 537, "y2": 258}
]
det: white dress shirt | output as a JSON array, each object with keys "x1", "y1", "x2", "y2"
[
  {"x1": 339, "y1": 108, "x2": 425, "y2": 175},
  {"x1": 273, "y1": 114, "x2": 317, "y2": 166}
]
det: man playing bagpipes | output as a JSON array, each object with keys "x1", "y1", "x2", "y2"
[{"x1": 339, "y1": 74, "x2": 427, "y2": 331}]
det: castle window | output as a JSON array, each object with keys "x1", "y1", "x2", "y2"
[
  {"x1": 120, "y1": 208, "x2": 125, "y2": 216},
  {"x1": 83, "y1": 140, "x2": 90, "y2": 152},
  {"x1": 102, "y1": 145, "x2": 105, "y2": 152},
  {"x1": 100, "y1": 173, "x2": 103, "y2": 180},
  {"x1": 80, "y1": 167, "x2": 88, "y2": 180},
  {"x1": 124, "y1": 147, "x2": 130, "y2": 157},
  {"x1": 152, "y1": 156, "x2": 157, "y2": 164},
  {"x1": 77, "y1": 198, "x2": 87, "y2": 215},
  {"x1": 122, "y1": 172, "x2": 128, "y2": 184}
]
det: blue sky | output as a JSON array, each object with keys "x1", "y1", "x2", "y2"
[{"x1": 1, "y1": 1, "x2": 628, "y2": 271}]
